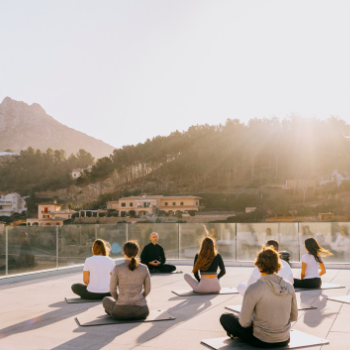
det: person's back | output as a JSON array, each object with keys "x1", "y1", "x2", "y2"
[
  {"x1": 103, "y1": 240, "x2": 151, "y2": 320},
  {"x1": 85, "y1": 255, "x2": 115, "y2": 293},
  {"x1": 112, "y1": 261, "x2": 150, "y2": 306},
  {"x1": 241, "y1": 275, "x2": 297, "y2": 343}
]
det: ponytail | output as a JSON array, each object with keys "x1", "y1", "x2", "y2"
[
  {"x1": 129, "y1": 257, "x2": 138, "y2": 271},
  {"x1": 124, "y1": 241, "x2": 140, "y2": 271}
]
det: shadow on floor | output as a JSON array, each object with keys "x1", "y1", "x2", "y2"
[
  {"x1": 49, "y1": 293, "x2": 220, "y2": 350},
  {"x1": 0, "y1": 300, "x2": 98, "y2": 340}
]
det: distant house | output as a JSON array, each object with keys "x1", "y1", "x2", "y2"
[
  {"x1": 245, "y1": 207, "x2": 257, "y2": 213},
  {"x1": 319, "y1": 170, "x2": 350, "y2": 187},
  {"x1": 26, "y1": 201, "x2": 76, "y2": 226},
  {"x1": 0, "y1": 152, "x2": 20, "y2": 157},
  {"x1": 318, "y1": 212, "x2": 335, "y2": 221},
  {"x1": 0, "y1": 193, "x2": 28, "y2": 216},
  {"x1": 107, "y1": 195, "x2": 201, "y2": 216},
  {"x1": 71, "y1": 166, "x2": 92, "y2": 179}
]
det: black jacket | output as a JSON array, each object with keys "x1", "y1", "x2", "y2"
[{"x1": 141, "y1": 243, "x2": 166, "y2": 265}]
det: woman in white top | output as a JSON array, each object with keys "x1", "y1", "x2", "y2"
[
  {"x1": 294, "y1": 238, "x2": 332, "y2": 289},
  {"x1": 71, "y1": 239, "x2": 115, "y2": 299}
]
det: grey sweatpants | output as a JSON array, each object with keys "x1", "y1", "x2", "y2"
[
  {"x1": 184, "y1": 273, "x2": 221, "y2": 293},
  {"x1": 102, "y1": 296, "x2": 149, "y2": 320}
]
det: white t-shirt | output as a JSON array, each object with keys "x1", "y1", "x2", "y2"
[
  {"x1": 237, "y1": 259, "x2": 294, "y2": 295},
  {"x1": 83, "y1": 255, "x2": 115, "y2": 293},
  {"x1": 301, "y1": 253, "x2": 322, "y2": 279}
]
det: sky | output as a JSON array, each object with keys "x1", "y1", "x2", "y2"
[{"x1": 1, "y1": 0, "x2": 350, "y2": 148}]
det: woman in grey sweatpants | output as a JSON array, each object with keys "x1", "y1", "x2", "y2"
[{"x1": 103, "y1": 241, "x2": 151, "y2": 320}]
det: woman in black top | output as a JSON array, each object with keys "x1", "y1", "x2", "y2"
[{"x1": 184, "y1": 236, "x2": 226, "y2": 293}]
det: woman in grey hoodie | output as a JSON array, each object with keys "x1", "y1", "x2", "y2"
[{"x1": 220, "y1": 247, "x2": 298, "y2": 348}]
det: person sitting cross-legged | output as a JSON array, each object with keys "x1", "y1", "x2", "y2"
[
  {"x1": 184, "y1": 236, "x2": 226, "y2": 293},
  {"x1": 237, "y1": 239, "x2": 294, "y2": 296},
  {"x1": 220, "y1": 246, "x2": 298, "y2": 348},
  {"x1": 71, "y1": 239, "x2": 114, "y2": 300},
  {"x1": 140, "y1": 232, "x2": 176, "y2": 273},
  {"x1": 103, "y1": 241, "x2": 150, "y2": 320}
]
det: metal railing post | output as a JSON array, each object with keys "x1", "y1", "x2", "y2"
[
  {"x1": 235, "y1": 223, "x2": 237, "y2": 262},
  {"x1": 56, "y1": 226, "x2": 59, "y2": 270},
  {"x1": 5, "y1": 226, "x2": 8, "y2": 277},
  {"x1": 178, "y1": 223, "x2": 180, "y2": 260},
  {"x1": 298, "y1": 221, "x2": 300, "y2": 262},
  {"x1": 125, "y1": 224, "x2": 128, "y2": 242}
]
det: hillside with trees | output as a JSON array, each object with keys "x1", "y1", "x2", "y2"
[{"x1": 2, "y1": 116, "x2": 350, "y2": 219}]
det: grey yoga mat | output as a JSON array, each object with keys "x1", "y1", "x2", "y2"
[
  {"x1": 65, "y1": 297, "x2": 101, "y2": 304},
  {"x1": 294, "y1": 282, "x2": 345, "y2": 291},
  {"x1": 75, "y1": 310, "x2": 175, "y2": 327},
  {"x1": 201, "y1": 329, "x2": 329, "y2": 349},
  {"x1": 172, "y1": 287, "x2": 238, "y2": 296}
]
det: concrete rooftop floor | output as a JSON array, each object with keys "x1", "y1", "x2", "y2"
[{"x1": 0, "y1": 265, "x2": 350, "y2": 350}]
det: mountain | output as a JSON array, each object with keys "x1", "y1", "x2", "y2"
[{"x1": 0, "y1": 97, "x2": 115, "y2": 159}]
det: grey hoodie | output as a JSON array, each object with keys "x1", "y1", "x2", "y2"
[{"x1": 239, "y1": 274, "x2": 298, "y2": 343}]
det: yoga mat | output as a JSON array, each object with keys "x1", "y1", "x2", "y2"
[
  {"x1": 328, "y1": 295, "x2": 350, "y2": 304},
  {"x1": 201, "y1": 329, "x2": 329, "y2": 349},
  {"x1": 76, "y1": 310, "x2": 175, "y2": 327},
  {"x1": 65, "y1": 297, "x2": 101, "y2": 304},
  {"x1": 295, "y1": 282, "x2": 345, "y2": 291},
  {"x1": 172, "y1": 287, "x2": 238, "y2": 296},
  {"x1": 225, "y1": 303, "x2": 316, "y2": 313}
]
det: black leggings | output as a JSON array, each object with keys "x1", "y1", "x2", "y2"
[
  {"x1": 293, "y1": 278, "x2": 322, "y2": 289},
  {"x1": 71, "y1": 283, "x2": 111, "y2": 300},
  {"x1": 220, "y1": 313, "x2": 290, "y2": 349},
  {"x1": 147, "y1": 264, "x2": 176, "y2": 273}
]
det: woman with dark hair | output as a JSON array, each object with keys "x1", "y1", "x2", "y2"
[
  {"x1": 71, "y1": 239, "x2": 115, "y2": 300},
  {"x1": 103, "y1": 241, "x2": 151, "y2": 320},
  {"x1": 294, "y1": 237, "x2": 332, "y2": 288},
  {"x1": 184, "y1": 236, "x2": 226, "y2": 293},
  {"x1": 220, "y1": 247, "x2": 298, "y2": 348}
]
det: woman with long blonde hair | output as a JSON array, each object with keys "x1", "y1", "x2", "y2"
[{"x1": 184, "y1": 236, "x2": 226, "y2": 293}]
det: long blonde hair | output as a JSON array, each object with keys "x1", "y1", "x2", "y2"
[{"x1": 192, "y1": 236, "x2": 217, "y2": 273}]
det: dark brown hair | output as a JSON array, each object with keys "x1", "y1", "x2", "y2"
[
  {"x1": 305, "y1": 237, "x2": 332, "y2": 263},
  {"x1": 192, "y1": 236, "x2": 217, "y2": 273},
  {"x1": 124, "y1": 241, "x2": 139, "y2": 271},
  {"x1": 92, "y1": 239, "x2": 110, "y2": 256},
  {"x1": 255, "y1": 246, "x2": 281, "y2": 274},
  {"x1": 265, "y1": 239, "x2": 279, "y2": 251}
]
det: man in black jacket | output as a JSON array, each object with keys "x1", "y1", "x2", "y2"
[{"x1": 141, "y1": 232, "x2": 176, "y2": 273}]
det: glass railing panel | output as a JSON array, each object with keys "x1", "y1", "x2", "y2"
[
  {"x1": 237, "y1": 223, "x2": 270, "y2": 261},
  {"x1": 96, "y1": 224, "x2": 127, "y2": 259},
  {"x1": 7, "y1": 226, "x2": 56, "y2": 276},
  {"x1": 58, "y1": 225, "x2": 96, "y2": 267},
  {"x1": 179, "y1": 223, "x2": 236, "y2": 261},
  {"x1": 128, "y1": 223, "x2": 179, "y2": 260},
  {"x1": 237, "y1": 223, "x2": 299, "y2": 262},
  {"x1": 0, "y1": 228, "x2": 6, "y2": 276},
  {"x1": 299, "y1": 222, "x2": 350, "y2": 263},
  {"x1": 275, "y1": 222, "x2": 299, "y2": 262}
]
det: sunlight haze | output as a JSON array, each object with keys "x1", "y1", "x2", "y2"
[{"x1": 1, "y1": 0, "x2": 349, "y2": 148}]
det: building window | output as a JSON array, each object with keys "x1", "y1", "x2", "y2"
[
  {"x1": 173, "y1": 202, "x2": 176, "y2": 206},
  {"x1": 165, "y1": 202, "x2": 168, "y2": 206},
  {"x1": 180, "y1": 202, "x2": 184, "y2": 206},
  {"x1": 196, "y1": 201, "x2": 198, "y2": 205},
  {"x1": 144, "y1": 202, "x2": 150, "y2": 208},
  {"x1": 121, "y1": 203, "x2": 126, "y2": 207},
  {"x1": 130, "y1": 203, "x2": 133, "y2": 207}
]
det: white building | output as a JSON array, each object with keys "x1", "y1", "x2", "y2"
[
  {"x1": 0, "y1": 193, "x2": 27, "y2": 216},
  {"x1": 71, "y1": 166, "x2": 92, "y2": 179}
]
